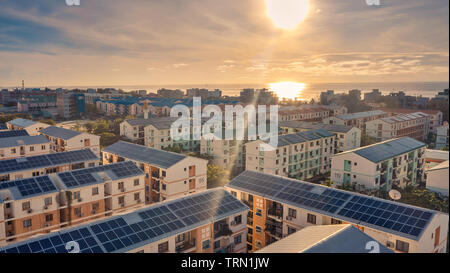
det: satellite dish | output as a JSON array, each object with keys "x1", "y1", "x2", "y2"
[{"x1": 389, "y1": 189, "x2": 402, "y2": 200}]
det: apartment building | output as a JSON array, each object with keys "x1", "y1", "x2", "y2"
[
  {"x1": 40, "y1": 126, "x2": 100, "y2": 157},
  {"x1": 435, "y1": 123, "x2": 449, "y2": 150},
  {"x1": 278, "y1": 107, "x2": 330, "y2": 122},
  {"x1": 0, "y1": 130, "x2": 29, "y2": 139},
  {"x1": 425, "y1": 160, "x2": 449, "y2": 197},
  {"x1": 225, "y1": 170, "x2": 448, "y2": 253},
  {"x1": 323, "y1": 110, "x2": 388, "y2": 131},
  {"x1": 424, "y1": 149, "x2": 449, "y2": 170},
  {"x1": 0, "y1": 135, "x2": 50, "y2": 160},
  {"x1": 0, "y1": 189, "x2": 248, "y2": 253},
  {"x1": 0, "y1": 162, "x2": 145, "y2": 246},
  {"x1": 57, "y1": 92, "x2": 85, "y2": 119},
  {"x1": 245, "y1": 129, "x2": 335, "y2": 180},
  {"x1": 256, "y1": 224, "x2": 393, "y2": 253},
  {"x1": 366, "y1": 112, "x2": 430, "y2": 142},
  {"x1": 200, "y1": 135, "x2": 246, "y2": 170},
  {"x1": 0, "y1": 149, "x2": 99, "y2": 182},
  {"x1": 103, "y1": 141, "x2": 208, "y2": 203},
  {"x1": 6, "y1": 118, "x2": 50, "y2": 136},
  {"x1": 379, "y1": 108, "x2": 443, "y2": 134},
  {"x1": 331, "y1": 137, "x2": 426, "y2": 191},
  {"x1": 279, "y1": 121, "x2": 361, "y2": 153}
]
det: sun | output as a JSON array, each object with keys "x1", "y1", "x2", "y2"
[
  {"x1": 269, "y1": 82, "x2": 306, "y2": 100},
  {"x1": 265, "y1": 0, "x2": 309, "y2": 30}
]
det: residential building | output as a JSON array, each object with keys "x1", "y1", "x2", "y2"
[
  {"x1": 0, "y1": 162, "x2": 145, "y2": 246},
  {"x1": 331, "y1": 137, "x2": 426, "y2": 190},
  {"x1": 425, "y1": 160, "x2": 449, "y2": 197},
  {"x1": 323, "y1": 110, "x2": 388, "y2": 131},
  {"x1": 279, "y1": 121, "x2": 361, "y2": 153},
  {"x1": 278, "y1": 107, "x2": 331, "y2": 122},
  {"x1": 240, "y1": 88, "x2": 278, "y2": 104},
  {"x1": 186, "y1": 88, "x2": 222, "y2": 99},
  {"x1": 366, "y1": 112, "x2": 430, "y2": 142},
  {"x1": 424, "y1": 149, "x2": 449, "y2": 170},
  {"x1": 157, "y1": 88, "x2": 184, "y2": 99},
  {"x1": 0, "y1": 149, "x2": 99, "y2": 182},
  {"x1": 379, "y1": 108, "x2": 443, "y2": 134},
  {"x1": 0, "y1": 189, "x2": 248, "y2": 253},
  {"x1": 364, "y1": 89, "x2": 382, "y2": 103},
  {"x1": 201, "y1": 136, "x2": 246, "y2": 170},
  {"x1": 245, "y1": 129, "x2": 335, "y2": 180},
  {"x1": 57, "y1": 92, "x2": 86, "y2": 119},
  {"x1": 435, "y1": 123, "x2": 449, "y2": 150},
  {"x1": 256, "y1": 224, "x2": 393, "y2": 253},
  {"x1": 0, "y1": 135, "x2": 50, "y2": 160},
  {"x1": 225, "y1": 170, "x2": 449, "y2": 253},
  {"x1": 39, "y1": 126, "x2": 100, "y2": 157},
  {"x1": 6, "y1": 119, "x2": 50, "y2": 136},
  {"x1": 103, "y1": 141, "x2": 208, "y2": 203},
  {"x1": 0, "y1": 130, "x2": 29, "y2": 139},
  {"x1": 17, "y1": 95, "x2": 58, "y2": 118}
]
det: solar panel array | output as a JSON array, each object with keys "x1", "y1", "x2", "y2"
[
  {"x1": 0, "y1": 176, "x2": 57, "y2": 199},
  {"x1": 57, "y1": 161, "x2": 144, "y2": 189},
  {"x1": 103, "y1": 141, "x2": 186, "y2": 169},
  {"x1": 0, "y1": 189, "x2": 247, "y2": 253},
  {"x1": 40, "y1": 126, "x2": 82, "y2": 140},
  {"x1": 381, "y1": 112, "x2": 428, "y2": 124},
  {"x1": 0, "y1": 130, "x2": 29, "y2": 139},
  {"x1": 354, "y1": 137, "x2": 425, "y2": 163},
  {"x1": 0, "y1": 149, "x2": 98, "y2": 175},
  {"x1": 227, "y1": 171, "x2": 436, "y2": 240},
  {"x1": 277, "y1": 129, "x2": 334, "y2": 147}
]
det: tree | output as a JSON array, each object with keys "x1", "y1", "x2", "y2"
[
  {"x1": 207, "y1": 165, "x2": 230, "y2": 189},
  {"x1": 39, "y1": 119, "x2": 56, "y2": 125},
  {"x1": 442, "y1": 146, "x2": 449, "y2": 151}
]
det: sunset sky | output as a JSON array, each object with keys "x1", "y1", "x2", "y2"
[{"x1": 0, "y1": 0, "x2": 448, "y2": 87}]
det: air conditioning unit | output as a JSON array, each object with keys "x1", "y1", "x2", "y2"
[
  {"x1": 44, "y1": 206, "x2": 48, "y2": 210},
  {"x1": 386, "y1": 241, "x2": 395, "y2": 249},
  {"x1": 78, "y1": 198, "x2": 83, "y2": 202},
  {"x1": 44, "y1": 223, "x2": 50, "y2": 227},
  {"x1": 230, "y1": 221, "x2": 236, "y2": 226},
  {"x1": 27, "y1": 209, "x2": 33, "y2": 214},
  {"x1": 286, "y1": 216, "x2": 292, "y2": 221}
]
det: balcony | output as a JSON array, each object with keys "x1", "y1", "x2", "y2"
[
  {"x1": 267, "y1": 208, "x2": 283, "y2": 221},
  {"x1": 215, "y1": 243, "x2": 235, "y2": 253},
  {"x1": 176, "y1": 239, "x2": 196, "y2": 253},
  {"x1": 214, "y1": 222, "x2": 232, "y2": 239},
  {"x1": 265, "y1": 225, "x2": 282, "y2": 240},
  {"x1": 151, "y1": 172, "x2": 160, "y2": 178}
]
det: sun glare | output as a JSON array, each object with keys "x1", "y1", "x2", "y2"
[
  {"x1": 265, "y1": 0, "x2": 309, "y2": 30},
  {"x1": 269, "y1": 82, "x2": 306, "y2": 100}
]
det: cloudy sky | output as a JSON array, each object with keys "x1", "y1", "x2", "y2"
[{"x1": 0, "y1": 0, "x2": 448, "y2": 87}]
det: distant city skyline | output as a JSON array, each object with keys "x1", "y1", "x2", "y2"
[{"x1": 0, "y1": 0, "x2": 448, "y2": 86}]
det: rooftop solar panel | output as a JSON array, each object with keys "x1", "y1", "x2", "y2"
[
  {"x1": 39, "y1": 126, "x2": 82, "y2": 140},
  {"x1": 0, "y1": 130, "x2": 29, "y2": 139},
  {"x1": 0, "y1": 188, "x2": 247, "y2": 253},
  {"x1": 0, "y1": 176, "x2": 58, "y2": 200},
  {"x1": 0, "y1": 149, "x2": 98, "y2": 176},
  {"x1": 226, "y1": 170, "x2": 437, "y2": 240},
  {"x1": 103, "y1": 141, "x2": 186, "y2": 169}
]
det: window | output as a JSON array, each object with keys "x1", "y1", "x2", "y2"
[
  {"x1": 92, "y1": 203, "x2": 99, "y2": 212},
  {"x1": 162, "y1": 183, "x2": 166, "y2": 191},
  {"x1": 134, "y1": 193, "x2": 140, "y2": 201},
  {"x1": 287, "y1": 226, "x2": 297, "y2": 235},
  {"x1": 234, "y1": 234, "x2": 242, "y2": 244},
  {"x1": 214, "y1": 240, "x2": 220, "y2": 249},
  {"x1": 118, "y1": 182, "x2": 124, "y2": 190},
  {"x1": 202, "y1": 240, "x2": 210, "y2": 250},
  {"x1": 234, "y1": 215, "x2": 242, "y2": 225},
  {"x1": 134, "y1": 179, "x2": 140, "y2": 186},
  {"x1": 44, "y1": 197, "x2": 52, "y2": 206},
  {"x1": 73, "y1": 191, "x2": 81, "y2": 200},
  {"x1": 74, "y1": 208, "x2": 81, "y2": 216},
  {"x1": 92, "y1": 187, "x2": 99, "y2": 196},
  {"x1": 158, "y1": 241, "x2": 169, "y2": 253},
  {"x1": 255, "y1": 226, "x2": 262, "y2": 233},
  {"x1": 41, "y1": 145, "x2": 46, "y2": 150},
  {"x1": 256, "y1": 209, "x2": 262, "y2": 217},
  {"x1": 22, "y1": 202, "x2": 31, "y2": 211},
  {"x1": 288, "y1": 208, "x2": 297, "y2": 219},
  {"x1": 23, "y1": 219, "x2": 32, "y2": 228},
  {"x1": 11, "y1": 148, "x2": 16, "y2": 154},
  {"x1": 30, "y1": 146, "x2": 34, "y2": 152},
  {"x1": 162, "y1": 171, "x2": 166, "y2": 177},
  {"x1": 331, "y1": 218, "x2": 342, "y2": 225},
  {"x1": 230, "y1": 191, "x2": 237, "y2": 197},
  {"x1": 45, "y1": 214, "x2": 53, "y2": 222},
  {"x1": 307, "y1": 213, "x2": 316, "y2": 224},
  {"x1": 395, "y1": 240, "x2": 409, "y2": 253},
  {"x1": 118, "y1": 196, "x2": 125, "y2": 205}
]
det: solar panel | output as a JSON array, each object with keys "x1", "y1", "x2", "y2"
[
  {"x1": 227, "y1": 171, "x2": 435, "y2": 240},
  {"x1": 354, "y1": 137, "x2": 425, "y2": 163},
  {"x1": 57, "y1": 161, "x2": 144, "y2": 189},
  {"x1": 0, "y1": 189, "x2": 247, "y2": 253},
  {"x1": 0, "y1": 149, "x2": 98, "y2": 176},
  {"x1": 0, "y1": 130, "x2": 29, "y2": 139},
  {"x1": 0, "y1": 176, "x2": 57, "y2": 198}
]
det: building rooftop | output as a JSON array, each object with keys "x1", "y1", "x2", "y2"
[
  {"x1": 425, "y1": 149, "x2": 449, "y2": 162},
  {"x1": 226, "y1": 170, "x2": 440, "y2": 241},
  {"x1": 0, "y1": 130, "x2": 29, "y2": 139},
  {"x1": 0, "y1": 149, "x2": 98, "y2": 176},
  {"x1": 55, "y1": 161, "x2": 144, "y2": 190},
  {"x1": 338, "y1": 137, "x2": 426, "y2": 163},
  {"x1": 379, "y1": 112, "x2": 429, "y2": 124},
  {"x1": 39, "y1": 126, "x2": 83, "y2": 140},
  {"x1": 0, "y1": 188, "x2": 247, "y2": 253},
  {"x1": 0, "y1": 176, "x2": 58, "y2": 201},
  {"x1": 0, "y1": 123, "x2": 7, "y2": 130},
  {"x1": 279, "y1": 121, "x2": 355, "y2": 133},
  {"x1": 125, "y1": 117, "x2": 179, "y2": 130},
  {"x1": 7, "y1": 118, "x2": 37, "y2": 128},
  {"x1": 378, "y1": 108, "x2": 443, "y2": 116},
  {"x1": 277, "y1": 129, "x2": 335, "y2": 147},
  {"x1": 334, "y1": 110, "x2": 386, "y2": 121},
  {"x1": 256, "y1": 224, "x2": 393, "y2": 253},
  {"x1": 103, "y1": 141, "x2": 187, "y2": 169},
  {"x1": 0, "y1": 135, "x2": 49, "y2": 149},
  {"x1": 427, "y1": 160, "x2": 449, "y2": 172}
]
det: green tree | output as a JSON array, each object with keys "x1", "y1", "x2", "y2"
[
  {"x1": 207, "y1": 165, "x2": 230, "y2": 189},
  {"x1": 442, "y1": 146, "x2": 449, "y2": 151}
]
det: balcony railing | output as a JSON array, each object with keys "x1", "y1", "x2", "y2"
[
  {"x1": 176, "y1": 239, "x2": 196, "y2": 253},
  {"x1": 214, "y1": 223, "x2": 232, "y2": 239},
  {"x1": 267, "y1": 208, "x2": 283, "y2": 221}
]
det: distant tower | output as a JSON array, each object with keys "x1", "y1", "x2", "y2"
[
  {"x1": 22, "y1": 80, "x2": 24, "y2": 91},
  {"x1": 143, "y1": 100, "x2": 149, "y2": 119}
]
